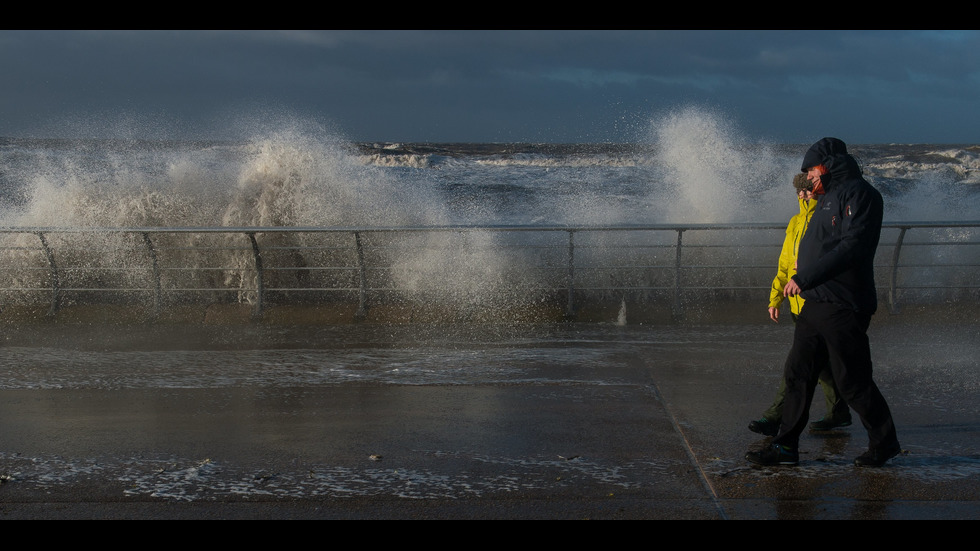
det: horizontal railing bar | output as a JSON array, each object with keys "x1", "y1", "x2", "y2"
[
  {"x1": 882, "y1": 263, "x2": 978, "y2": 268},
  {"x1": 0, "y1": 224, "x2": 779, "y2": 233},
  {"x1": 2, "y1": 286, "x2": 961, "y2": 294},
  {"x1": 10, "y1": 241, "x2": 977, "y2": 251},
  {"x1": 890, "y1": 242, "x2": 980, "y2": 247},
  {"x1": 1, "y1": 262, "x2": 970, "y2": 272},
  {"x1": 2, "y1": 221, "x2": 977, "y2": 234},
  {"x1": 263, "y1": 267, "x2": 359, "y2": 271}
]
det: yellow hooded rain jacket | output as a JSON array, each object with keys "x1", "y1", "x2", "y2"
[{"x1": 769, "y1": 196, "x2": 818, "y2": 316}]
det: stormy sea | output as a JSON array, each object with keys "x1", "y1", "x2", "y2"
[{"x1": 0, "y1": 108, "x2": 977, "y2": 321}]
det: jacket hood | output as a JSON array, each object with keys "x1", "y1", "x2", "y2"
[
  {"x1": 801, "y1": 137, "x2": 861, "y2": 190},
  {"x1": 801, "y1": 137, "x2": 848, "y2": 172}
]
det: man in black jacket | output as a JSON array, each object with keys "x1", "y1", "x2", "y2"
[{"x1": 745, "y1": 137, "x2": 901, "y2": 468}]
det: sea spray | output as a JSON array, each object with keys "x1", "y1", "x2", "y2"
[
  {"x1": 0, "y1": 110, "x2": 977, "y2": 319},
  {"x1": 214, "y1": 132, "x2": 457, "y2": 304},
  {"x1": 0, "y1": 129, "x2": 544, "y2": 314},
  {"x1": 648, "y1": 105, "x2": 793, "y2": 224}
]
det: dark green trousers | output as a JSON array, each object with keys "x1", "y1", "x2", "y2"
[{"x1": 761, "y1": 367, "x2": 848, "y2": 422}]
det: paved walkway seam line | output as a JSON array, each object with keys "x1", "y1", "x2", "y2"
[{"x1": 648, "y1": 381, "x2": 729, "y2": 520}]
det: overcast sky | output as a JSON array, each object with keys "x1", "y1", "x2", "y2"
[{"x1": 2, "y1": 30, "x2": 978, "y2": 144}]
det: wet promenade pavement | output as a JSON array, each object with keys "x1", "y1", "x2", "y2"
[{"x1": 0, "y1": 310, "x2": 977, "y2": 519}]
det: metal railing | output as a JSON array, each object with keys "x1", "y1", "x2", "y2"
[{"x1": 0, "y1": 221, "x2": 977, "y2": 320}]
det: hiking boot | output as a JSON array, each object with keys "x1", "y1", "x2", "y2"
[
  {"x1": 745, "y1": 443, "x2": 799, "y2": 466},
  {"x1": 854, "y1": 442, "x2": 902, "y2": 467},
  {"x1": 748, "y1": 418, "x2": 780, "y2": 437},
  {"x1": 809, "y1": 415, "x2": 853, "y2": 431}
]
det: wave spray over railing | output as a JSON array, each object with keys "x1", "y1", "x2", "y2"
[
  {"x1": 3, "y1": 110, "x2": 979, "y2": 324},
  {"x1": 2, "y1": 221, "x2": 977, "y2": 324}
]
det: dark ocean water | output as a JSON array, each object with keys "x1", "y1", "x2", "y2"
[{"x1": 2, "y1": 135, "x2": 978, "y2": 229}]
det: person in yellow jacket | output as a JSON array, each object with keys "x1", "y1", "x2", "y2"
[{"x1": 748, "y1": 173, "x2": 851, "y2": 437}]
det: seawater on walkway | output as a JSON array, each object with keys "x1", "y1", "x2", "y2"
[{"x1": 0, "y1": 318, "x2": 978, "y2": 519}]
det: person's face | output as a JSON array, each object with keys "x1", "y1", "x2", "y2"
[
  {"x1": 798, "y1": 188, "x2": 814, "y2": 201},
  {"x1": 806, "y1": 165, "x2": 825, "y2": 187}
]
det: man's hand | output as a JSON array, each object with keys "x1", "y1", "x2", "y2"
[
  {"x1": 768, "y1": 306, "x2": 780, "y2": 323},
  {"x1": 784, "y1": 279, "x2": 802, "y2": 297}
]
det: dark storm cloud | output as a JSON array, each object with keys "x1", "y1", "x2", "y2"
[{"x1": 1, "y1": 30, "x2": 978, "y2": 143}]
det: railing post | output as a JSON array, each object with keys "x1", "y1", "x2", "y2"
[
  {"x1": 141, "y1": 232, "x2": 163, "y2": 318},
  {"x1": 247, "y1": 232, "x2": 264, "y2": 319},
  {"x1": 354, "y1": 231, "x2": 368, "y2": 319},
  {"x1": 35, "y1": 232, "x2": 60, "y2": 317},
  {"x1": 565, "y1": 230, "x2": 576, "y2": 320},
  {"x1": 673, "y1": 229, "x2": 685, "y2": 319},
  {"x1": 889, "y1": 227, "x2": 909, "y2": 314}
]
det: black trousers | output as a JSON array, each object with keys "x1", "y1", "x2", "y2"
[{"x1": 772, "y1": 301, "x2": 899, "y2": 450}]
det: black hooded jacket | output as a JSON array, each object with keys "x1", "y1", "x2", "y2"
[{"x1": 791, "y1": 138, "x2": 884, "y2": 314}]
